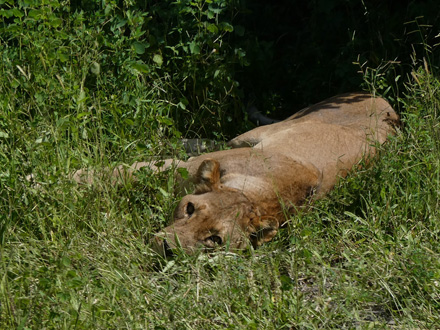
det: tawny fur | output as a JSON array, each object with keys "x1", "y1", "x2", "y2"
[{"x1": 73, "y1": 92, "x2": 399, "y2": 255}]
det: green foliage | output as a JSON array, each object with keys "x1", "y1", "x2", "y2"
[
  {"x1": 0, "y1": 0, "x2": 246, "y2": 144},
  {"x1": 0, "y1": 0, "x2": 244, "y2": 244},
  {"x1": 276, "y1": 62, "x2": 440, "y2": 326}
]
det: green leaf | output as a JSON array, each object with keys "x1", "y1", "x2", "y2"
[
  {"x1": 57, "y1": 51, "x2": 69, "y2": 62},
  {"x1": 77, "y1": 91, "x2": 86, "y2": 104},
  {"x1": 158, "y1": 116, "x2": 173, "y2": 126},
  {"x1": 77, "y1": 112, "x2": 89, "y2": 119},
  {"x1": 57, "y1": 292, "x2": 70, "y2": 303},
  {"x1": 115, "y1": 18, "x2": 127, "y2": 29},
  {"x1": 124, "y1": 118, "x2": 134, "y2": 126},
  {"x1": 11, "y1": 79, "x2": 19, "y2": 88},
  {"x1": 235, "y1": 47, "x2": 246, "y2": 58},
  {"x1": 82, "y1": 128, "x2": 88, "y2": 139},
  {"x1": 189, "y1": 41, "x2": 200, "y2": 55},
  {"x1": 220, "y1": 22, "x2": 233, "y2": 32},
  {"x1": 158, "y1": 187, "x2": 169, "y2": 198},
  {"x1": 177, "y1": 168, "x2": 189, "y2": 180},
  {"x1": 11, "y1": 8, "x2": 24, "y2": 18},
  {"x1": 206, "y1": 23, "x2": 218, "y2": 34},
  {"x1": 49, "y1": 17, "x2": 62, "y2": 28},
  {"x1": 1, "y1": 9, "x2": 13, "y2": 18},
  {"x1": 208, "y1": 5, "x2": 223, "y2": 14},
  {"x1": 90, "y1": 62, "x2": 100, "y2": 75},
  {"x1": 61, "y1": 256, "x2": 71, "y2": 267},
  {"x1": 0, "y1": 131, "x2": 9, "y2": 138},
  {"x1": 104, "y1": 4, "x2": 112, "y2": 16},
  {"x1": 129, "y1": 61, "x2": 149, "y2": 73},
  {"x1": 28, "y1": 9, "x2": 42, "y2": 19},
  {"x1": 34, "y1": 92, "x2": 44, "y2": 104},
  {"x1": 133, "y1": 41, "x2": 146, "y2": 55},
  {"x1": 153, "y1": 54, "x2": 163, "y2": 66},
  {"x1": 177, "y1": 102, "x2": 186, "y2": 110},
  {"x1": 6, "y1": 24, "x2": 19, "y2": 33}
]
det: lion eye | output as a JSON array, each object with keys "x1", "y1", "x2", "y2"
[{"x1": 186, "y1": 202, "x2": 195, "y2": 216}]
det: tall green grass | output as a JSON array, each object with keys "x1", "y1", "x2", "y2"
[
  {"x1": 1, "y1": 1, "x2": 440, "y2": 329},
  {"x1": 2, "y1": 69, "x2": 439, "y2": 328}
]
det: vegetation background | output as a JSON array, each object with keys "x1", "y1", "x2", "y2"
[{"x1": 1, "y1": 0, "x2": 439, "y2": 328}]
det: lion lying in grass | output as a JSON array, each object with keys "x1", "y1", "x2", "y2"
[{"x1": 72, "y1": 92, "x2": 399, "y2": 256}]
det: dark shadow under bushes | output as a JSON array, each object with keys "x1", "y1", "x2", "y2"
[{"x1": 235, "y1": 0, "x2": 440, "y2": 119}]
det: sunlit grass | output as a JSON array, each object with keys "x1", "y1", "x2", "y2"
[{"x1": 1, "y1": 1, "x2": 440, "y2": 329}]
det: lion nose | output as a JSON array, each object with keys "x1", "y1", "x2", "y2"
[{"x1": 203, "y1": 235, "x2": 223, "y2": 248}]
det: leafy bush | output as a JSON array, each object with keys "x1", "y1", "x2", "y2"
[{"x1": 0, "y1": 0, "x2": 246, "y2": 242}]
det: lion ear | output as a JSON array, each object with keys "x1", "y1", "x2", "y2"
[
  {"x1": 248, "y1": 215, "x2": 279, "y2": 248},
  {"x1": 194, "y1": 159, "x2": 221, "y2": 194}
]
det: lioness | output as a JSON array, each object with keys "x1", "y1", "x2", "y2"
[
  {"x1": 150, "y1": 92, "x2": 398, "y2": 256},
  {"x1": 73, "y1": 92, "x2": 399, "y2": 256}
]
